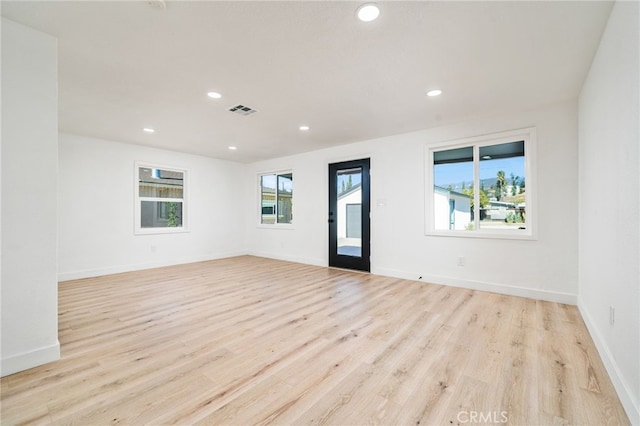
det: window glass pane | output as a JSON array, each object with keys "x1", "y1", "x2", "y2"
[
  {"x1": 433, "y1": 148, "x2": 474, "y2": 230},
  {"x1": 261, "y1": 175, "x2": 277, "y2": 224},
  {"x1": 478, "y1": 141, "x2": 526, "y2": 230},
  {"x1": 141, "y1": 201, "x2": 182, "y2": 228},
  {"x1": 139, "y1": 168, "x2": 184, "y2": 198},
  {"x1": 260, "y1": 173, "x2": 294, "y2": 225},
  {"x1": 433, "y1": 146, "x2": 473, "y2": 164},
  {"x1": 337, "y1": 168, "x2": 362, "y2": 257},
  {"x1": 277, "y1": 173, "x2": 293, "y2": 224}
]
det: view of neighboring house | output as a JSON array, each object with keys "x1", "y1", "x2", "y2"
[
  {"x1": 139, "y1": 167, "x2": 184, "y2": 228},
  {"x1": 337, "y1": 182, "x2": 362, "y2": 256},
  {"x1": 434, "y1": 186, "x2": 472, "y2": 230},
  {"x1": 482, "y1": 200, "x2": 525, "y2": 221},
  {"x1": 260, "y1": 185, "x2": 293, "y2": 225},
  {"x1": 434, "y1": 185, "x2": 527, "y2": 231}
]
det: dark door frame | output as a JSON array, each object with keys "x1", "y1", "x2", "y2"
[{"x1": 328, "y1": 158, "x2": 370, "y2": 272}]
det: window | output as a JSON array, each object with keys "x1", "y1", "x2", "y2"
[
  {"x1": 260, "y1": 172, "x2": 293, "y2": 225},
  {"x1": 135, "y1": 162, "x2": 187, "y2": 234},
  {"x1": 426, "y1": 127, "x2": 535, "y2": 239}
]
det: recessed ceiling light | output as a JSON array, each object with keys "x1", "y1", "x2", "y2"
[
  {"x1": 207, "y1": 91, "x2": 222, "y2": 99},
  {"x1": 427, "y1": 89, "x2": 443, "y2": 97},
  {"x1": 143, "y1": 128, "x2": 155, "y2": 133},
  {"x1": 228, "y1": 146, "x2": 237, "y2": 150},
  {"x1": 356, "y1": 3, "x2": 380, "y2": 22},
  {"x1": 299, "y1": 125, "x2": 310, "y2": 131}
]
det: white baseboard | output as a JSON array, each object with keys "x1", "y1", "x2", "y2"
[
  {"x1": 1, "y1": 341, "x2": 60, "y2": 377},
  {"x1": 240, "y1": 258, "x2": 577, "y2": 304},
  {"x1": 57, "y1": 251, "x2": 248, "y2": 281},
  {"x1": 578, "y1": 298, "x2": 640, "y2": 425},
  {"x1": 373, "y1": 267, "x2": 578, "y2": 305},
  {"x1": 53, "y1": 254, "x2": 635, "y2": 423},
  {"x1": 247, "y1": 251, "x2": 326, "y2": 268},
  {"x1": 60, "y1": 254, "x2": 578, "y2": 305}
]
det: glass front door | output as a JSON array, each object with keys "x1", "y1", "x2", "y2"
[{"x1": 328, "y1": 159, "x2": 370, "y2": 272}]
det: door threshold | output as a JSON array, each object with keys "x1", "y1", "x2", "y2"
[{"x1": 327, "y1": 266, "x2": 371, "y2": 274}]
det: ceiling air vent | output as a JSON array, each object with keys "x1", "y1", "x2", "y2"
[{"x1": 228, "y1": 104, "x2": 258, "y2": 116}]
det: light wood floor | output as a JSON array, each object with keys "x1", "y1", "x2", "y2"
[{"x1": 1, "y1": 256, "x2": 629, "y2": 425}]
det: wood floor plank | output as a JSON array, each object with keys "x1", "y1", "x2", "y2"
[
  {"x1": 493, "y1": 302, "x2": 540, "y2": 425},
  {"x1": 254, "y1": 347, "x2": 367, "y2": 425},
  {"x1": 394, "y1": 342, "x2": 472, "y2": 425},
  {"x1": 0, "y1": 255, "x2": 630, "y2": 425}
]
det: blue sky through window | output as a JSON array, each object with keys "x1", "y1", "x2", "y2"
[
  {"x1": 435, "y1": 157, "x2": 524, "y2": 189},
  {"x1": 337, "y1": 169, "x2": 362, "y2": 192}
]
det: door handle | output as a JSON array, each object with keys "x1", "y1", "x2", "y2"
[{"x1": 328, "y1": 219, "x2": 335, "y2": 223}]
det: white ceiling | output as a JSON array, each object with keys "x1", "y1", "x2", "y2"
[{"x1": 2, "y1": 1, "x2": 613, "y2": 163}]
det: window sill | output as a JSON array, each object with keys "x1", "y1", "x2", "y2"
[
  {"x1": 135, "y1": 227, "x2": 190, "y2": 236},
  {"x1": 426, "y1": 229, "x2": 536, "y2": 241}
]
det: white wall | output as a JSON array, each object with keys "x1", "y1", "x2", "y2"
[
  {"x1": 246, "y1": 100, "x2": 579, "y2": 304},
  {"x1": 1, "y1": 18, "x2": 60, "y2": 376},
  {"x1": 578, "y1": 1, "x2": 640, "y2": 423},
  {"x1": 58, "y1": 134, "x2": 246, "y2": 280}
]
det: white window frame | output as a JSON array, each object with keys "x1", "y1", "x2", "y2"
[
  {"x1": 257, "y1": 170, "x2": 294, "y2": 228},
  {"x1": 425, "y1": 127, "x2": 537, "y2": 240},
  {"x1": 135, "y1": 161, "x2": 189, "y2": 235}
]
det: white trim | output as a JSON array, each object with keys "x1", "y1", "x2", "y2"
[
  {"x1": 373, "y1": 267, "x2": 577, "y2": 305},
  {"x1": 577, "y1": 298, "x2": 640, "y2": 425},
  {"x1": 247, "y1": 251, "x2": 326, "y2": 268},
  {"x1": 426, "y1": 229, "x2": 537, "y2": 241},
  {"x1": 1, "y1": 341, "x2": 60, "y2": 377},
  {"x1": 134, "y1": 161, "x2": 189, "y2": 235},
  {"x1": 425, "y1": 127, "x2": 537, "y2": 240},
  {"x1": 57, "y1": 251, "x2": 247, "y2": 282}
]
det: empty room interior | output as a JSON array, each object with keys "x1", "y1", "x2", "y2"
[{"x1": 1, "y1": 1, "x2": 639, "y2": 425}]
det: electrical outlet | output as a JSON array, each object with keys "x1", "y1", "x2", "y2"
[
  {"x1": 609, "y1": 306, "x2": 615, "y2": 326},
  {"x1": 457, "y1": 256, "x2": 465, "y2": 267},
  {"x1": 151, "y1": 245, "x2": 157, "y2": 253}
]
